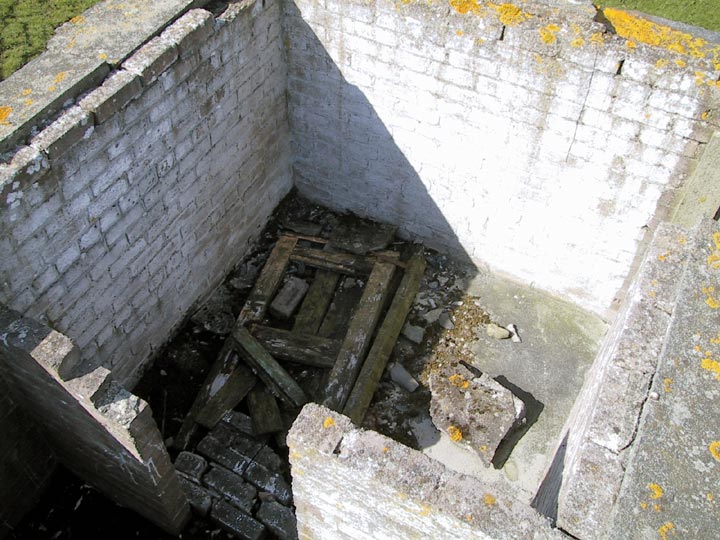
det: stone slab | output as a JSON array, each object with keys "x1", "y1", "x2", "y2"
[
  {"x1": 429, "y1": 367, "x2": 524, "y2": 467},
  {"x1": 178, "y1": 474, "x2": 213, "y2": 517},
  {"x1": 606, "y1": 219, "x2": 720, "y2": 540},
  {"x1": 269, "y1": 276, "x2": 309, "y2": 319},
  {"x1": 174, "y1": 451, "x2": 208, "y2": 481},
  {"x1": 243, "y1": 461, "x2": 292, "y2": 506}
]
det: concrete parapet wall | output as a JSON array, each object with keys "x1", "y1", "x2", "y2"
[
  {"x1": 0, "y1": 305, "x2": 190, "y2": 535},
  {"x1": 288, "y1": 403, "x2": 565, "y2": 540},
  {"x1": 285, "y1": 0, "x2": 720, "y2": 316},
  {"x1": 0, "y1": 0, "x2": 292, "y2": 385}
]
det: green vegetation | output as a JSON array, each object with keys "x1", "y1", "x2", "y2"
[
  {"x1": 0, "y1": 0, "x2": 102, "y2": 81},
  {"x1": 598, "y1": 1, "x2": 720, "y2": 33}
]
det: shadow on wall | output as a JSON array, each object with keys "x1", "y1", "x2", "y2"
[{"x1": 284, "y1": 3, "x2": 475, "y2": 269}]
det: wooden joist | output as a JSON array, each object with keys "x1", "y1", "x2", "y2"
[
  {"x1": 233, "y1": 326, "x2": 307, "y2": 408},
  {"x1": 322, "y1": 253, "x2": 399, "y2": 412},
  {"x1": 344, "y1": 246, "x2": 426, "y2": 424},
  {"x1": 237, "y1": 235, "x2": 298, "y2": 326},
  {"x1": 250, "y1": 325, "x2": 339, "y2": 368},
  {"x1": 290, "y1": 246, "x2": 374, "y2": 276},
  {"x1": 246, "y1": 384, "x2": 284, "y2": 434},
  {"x1": 293, "y1": 244, "x2": 341, "y2": 335}
]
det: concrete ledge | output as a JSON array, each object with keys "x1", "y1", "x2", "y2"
[
  {"x1": 0, "y1": 0, "x2": 205, "y2": 155},
  {"x1": 288, "y1": 403, "x2": 565, "y2": 540}
]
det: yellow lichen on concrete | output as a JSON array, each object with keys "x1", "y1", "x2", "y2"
[
  {"x1": 658, "y1": 522, "x2": 675, "y2": 540},
  {"x1": 710, "y1": 441, "x2": 720, "y2": 462},
  {"x1": 483, "y1": 493, "x2": 497, "y2": 506},
  {"x1": 603, "y1": 8, "x2": 720, "y2": 64},
  {"x1": 488, "y1": 2, "x2": 530, "y2": 26},
  {"x1": 323, "y1": 417, "x2": 336, "y2": 428},
  {"x1": 448, "y1": 425, "x2": 463, "y2": 442},
  {"x1": 449, "y1": 374, "x2": 470, "y2": 389},
  {"x1": 663, "y1": 378, "x2": 673, "y2": 393},
  {"x1": 702, "y1": 286, "x2": 720, "y2": 309},
  {"x1": 648, "y1": 483, "x2": 664, "y2": 499},
  {"x1": 701, "y1": 356, "x2": 720, "y2": 380},
  {"x1": 707, "y1": 232, "x2": 720, "y2": 269},
  {"x1": 0, "y1": 106, "x2": 12, "y2": 125},
  {"x1": 539, "y1": 23, "x2": 560, "y2": 44}
]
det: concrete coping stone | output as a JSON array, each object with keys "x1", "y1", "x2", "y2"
[{"x1": 0, "y1": 0, "x2": 208, "y2": 155}]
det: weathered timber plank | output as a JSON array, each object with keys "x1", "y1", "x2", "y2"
[
  {"x1": 174, "y1": 341, "x2": 257, "y2": 449},
  {"x1": 293, "y1": 244, "x2": 341, "y2": 334},
  {"x1": 344, "y1": 246, "x2": 427, "y2": 424},
  {"x1": 322, "y1": 252, "x2": 399, "y2": 411},
  {"x1": 237, "y1": 236, "x2": 298, "y2": 325},
  {"x1": 317, "y1": 276, "x2": 365, "y2": 340},
  {"x1": 250, "y1": 325, "x2": 340, "y2": 368},
  {"x1": 290, "y1": 246, "x2": 374, "y2": 276},
  {"x1": 246, "y1": 384, "x2": 284, "y2": 434},
  {"x1": 233, "y1": 326, "x2": 307, "y2": 408}
]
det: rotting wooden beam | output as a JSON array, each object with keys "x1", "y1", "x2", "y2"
[
  {"x1": 237, "y1": 235, "x2": 298, "y2": 325},
  {"x1": 233, "y1": 326, "x2": 307, "y2": 408},
  {"x1": 250, "y1": 325, "x2": 339, "y2": 368},
  {"x1": 293, "y1": 244, "x2": 341, "y2": 335},
  {"x1": 246, "y1": 384, "x2": 284, "y2": 435},
  {"x1": 322, "y1": 252, "x2": 399, "y2": 412},
  {"x1": 174, "y1": 341, "x2": 256, "y2": 450},
  {"x1": 344, "y1": 245, "x2": 426, "y2": 424},
  {"x1": 290, "y1": 246, "x2": 374, "y2": 276}
]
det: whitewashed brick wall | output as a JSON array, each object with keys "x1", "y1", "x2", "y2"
[
  {"x1": 0, "y1": 0, "x2": 292, "y2": 384},
  {"x1": 285, "y1": 0, "x2": 720, "y2": 316}
]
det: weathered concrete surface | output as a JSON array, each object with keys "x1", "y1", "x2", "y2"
[
  {"x1": 0, "y1": 305, "x2": 190, "y2": 534},
  {"x1": 671, "y1": 131, "x2": 720, "y2": 228},
  {"x1": 429, "y1": 367, "x2": 524, "y2": 467},
  {"x1": 604, "y1": 219, "x2": 720, "y2": 540},
  {"x1": 555, "y1": 223, "x2": 692, "y2": 539},
  {"x1": 415, "y1": 270, "x2": 606, "y2": 502},
  {"x1": 288, "y1": 403, "x2": 566, "y2": 540},
  {"x1": 0, "y1": 0, "x2": 204, "y2": 153}
]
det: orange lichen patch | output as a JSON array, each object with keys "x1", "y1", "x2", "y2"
[
  {"x1": 449, "y1": 0, "x2": 484, "y2": 15},
  {"x1": 708, "y1": 493, "x2": 715, "y2": 501},
  {"x1": 590, "y1": 32, "x2": 606, "y2": 47},
  {"x1": 456, "y1": 29, "x2": 465, "y2": 36},
  {"x1": 323, "y1": 417, "x2": 336, "y2": 428},
  {"x1": 658, "y1": 252, "x2": 671, "y2": 262},
  {"x1": 449, "y1": 374, "x2": 470, "y2": 389},
  {"x1": 23, "y1": 99, "x2": 33, "y2": 107},
  {"x1": 99, "y1": 52, "x2": 109, "y2": 61},
  {"x1": 655, "y1": 58, "x2": 669, "y2": 69},
  {"x1": 701, "y1": 356, "x2": 720, "y2": 380},
  {"x1": 701, "y1": 110, "x2": 710, "y2": 121},
  {"x1": 653, "y1": 504, "x2": 662, "y2": 512},
  {"x1": 640, "y1": 501, "x2": 649, "y2": 510},
  {"x1": 419, "y1": 504, "x2": 431, "y2": 516},
  {"x1": 54, "y1": 72, "x2": 68, "y2": 85},
  {"x1": 711, "y1": 334, "x2": 720, "y2": 345},
  {"x1": 604, "y1": 8, "x2": 720, "y2": 62},
  {"x1": 675, "y1": 58, "x2": 687, "y2": 67},
  {"x1": 540, "y1": 23, "x2": 560, "y2": 45},
  {"x1": 571, "y1": 37, "x2": 585, "y2": 48},
  {"x1": 488, "y1": 3, "x2": 530, "y2": 26},
  {"x1": 483, "y1": 493, "x2": 497, "y2": 506},
  {"x1": 448, "y1": 425, "x2": 463, "y2": 442},
  {"x1": 658, "y1": 522, "x2": 675, "y2": 540},
  {"x1": 70, "y1": 15, "x2": 86, "y2": 24},
  {"x1": 710, "y1": 441, "x2": 720, "y2": 462},
  {"x1": 21, "y1": 88, "x2": 32, "y2": 96},
  {"x1": 648, "y1": 483, "x2": 664, "y2": 499},
  {"x1": 702, "y1": 286, "x2": 720, "y2": 309},
  {"x1": 0, "y1": 106, "x2": 12, "y2": 125},
  {"x1": 707, "y1": 232, "x2": 720, "y2": 269},
  {"x1": 663, "y1": 378, "x2": 673, "y2": 393},
  {"x1": 626, "y1": 40, "x2": 637, "y2": 50}
]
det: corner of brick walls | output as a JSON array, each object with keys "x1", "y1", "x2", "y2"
[
  {"x1": 0, "y1": 0, "x2": 292, "y2": 386},
  {"x1": 284, "y1": 0, "x2": 720, "y2": 316}
]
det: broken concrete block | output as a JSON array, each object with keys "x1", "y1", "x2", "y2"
[
  {"x1": 203, "y1": 465, "x2": 257, "y2": 513},
  {"x1": 210, "y1": 422, "x2": 264, "y2": 457},
  {"x1": 270, "y1": 276, "x2": 309, "y2": 319},
  {"x1": 438, "y1": 312, "x2": 455, "y2": 330},
  {"x1": 389, "y1": 362, "x2": 419, "y2": 392},
  {"x1": 506, "y1": 323, "x2": 522, "y2": 342},
  {"x1": 486, "y1": 323, "x2": 511, "y2": 340},
  {"x1": 174, "y1": 451, "x2": 208, "y2": 481},
  {"x1": 210, "y1": 499, "x2": 265, "y2": 540},
  {"x1": 423, "y1": 308, "x2": 443, "y2": 324},
  {"x1": 429, "y1": 368, "x2": 525, "y2": 466},
  {"x1": 243, "y1": 461, "x2": 292, "y2": 506},
  {"x1": 178, "y1": 474, "x2": 213, "y2": 517},
  {"x1": 401, "y1": 323, "x2": 425, "y2": 344},
  {"x1": 256, "y1": 500, "x2": 298, "y2": 540}
]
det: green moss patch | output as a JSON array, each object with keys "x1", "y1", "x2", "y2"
[
  {"x1": 0, "y1": 0, "x2": 102, "y2": 81},
  {"x1": 598, "y1": 1, "x2": 720, "y2": 34}
]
